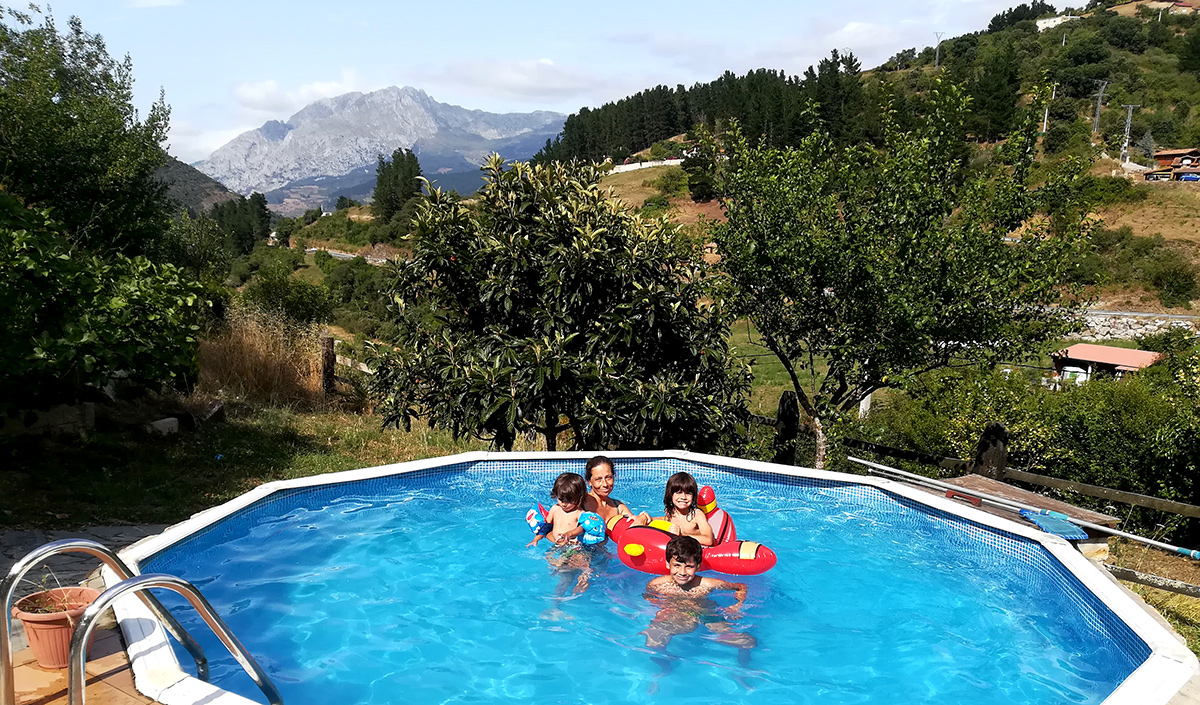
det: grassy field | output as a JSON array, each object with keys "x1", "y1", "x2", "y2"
[
  {"x1": 1, "y1": 407, "x2": 496, "y2": 529},
  {"x1": 1098, "y1": 181, "x2": 1200, "y2": 244}
]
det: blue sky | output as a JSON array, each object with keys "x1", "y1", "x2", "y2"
[{"x1": 31, "y1": 0, "x2": 1052, "y2": 162}]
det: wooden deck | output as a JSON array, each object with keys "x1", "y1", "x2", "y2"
[{"x1": 12, "y1": 626, "x2": 153, "y2": 705}]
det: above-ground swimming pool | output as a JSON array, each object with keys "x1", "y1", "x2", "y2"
[{"x1": 110, "y1": 452, "x2": 1198, "y2": 705}]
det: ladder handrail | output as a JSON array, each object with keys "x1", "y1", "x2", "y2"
[
  {"x1": 69, "y1": 574, "x2": 283, "y2": 705},
  {"x1": 1, "y1": 539, "x2": 209, "y2": 705}
]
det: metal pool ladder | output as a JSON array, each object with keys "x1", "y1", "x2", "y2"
[{"x1": 1, "y1": 538, "x2": 283, "y2": 705}]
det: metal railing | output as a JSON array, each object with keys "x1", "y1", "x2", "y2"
[
  {"x1": 1, "y1": 539, "x2": 209, "y2": 705},
  {"x1": 68, "y1": 573, "x2": 282, "y2": 705}
]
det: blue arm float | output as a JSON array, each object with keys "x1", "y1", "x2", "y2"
[
  {"x1": 578, "y1": 511, "x2": 606, "y2": 545},
  {"x1": 526, "y1": 504, "x2": 551, "y2": 535}
]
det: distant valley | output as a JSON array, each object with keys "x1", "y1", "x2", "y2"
[{"x1": 196, "y1": 86, "x2": 564, "y2": 215}]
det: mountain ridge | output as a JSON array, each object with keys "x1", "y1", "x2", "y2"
[{"x1": 197, "y1": 86, "x2": 564, "y2": 211}]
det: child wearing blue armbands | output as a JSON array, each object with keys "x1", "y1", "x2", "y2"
[{"x1": 526, "y1": 472, "x2": 606, "y2": 597}]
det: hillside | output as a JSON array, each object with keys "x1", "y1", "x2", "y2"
[{"x1": 154, "y1": 154, "x2": 242, "y2": 215}]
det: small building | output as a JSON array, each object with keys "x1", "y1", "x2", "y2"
[
  {"x1": 1153, "y1": 148, "x2": 1200, "y2": 168},
  {"x1": 1145, "y1": 167, "x2": 1175, "y2": 181},
  {"x1": 1036, "y1": 14, "x2": 1079, "y2": 31},
  {"x1": 1051, "y1": 343, "x2": 1164, "y2": 384},
  {"x1": 1171, "y1": 1, "x2": 1194, "y2": 13}
]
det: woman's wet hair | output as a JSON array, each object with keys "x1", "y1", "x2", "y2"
[
  {"x1": 585, "y1": 455, "x2": 614, "y2": 481},
  {"x1": 665, "y1": 535, "x2": 703, "y2": 566},
  {"x1": 551, "y1": 472, "x2": 587, "y2": 507},
  {"x1": 663, "y1": 471, "x2": 699, "y2": 516}
]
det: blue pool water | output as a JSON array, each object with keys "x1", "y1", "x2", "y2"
[{"x1": 142, "y1": 458, "x2": 1149, "y2": 705}]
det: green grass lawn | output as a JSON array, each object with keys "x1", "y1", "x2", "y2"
[
  {"x1": 1, "y1": 406, "x2": 486, "y2": 529},
  {"x1": 729, "y1": 319, "x2": 829, "y2": 415}
]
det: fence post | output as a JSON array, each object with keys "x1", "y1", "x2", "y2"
[
  {"x1": 771, "y1": 391, "x2": 800, "y2": 466},
  {"x1": 322, "y1": 336, "x2": 335, "y2": 395},
  {"x1": 969, "y1": 421, "x2": 1008, "y2": 479}
]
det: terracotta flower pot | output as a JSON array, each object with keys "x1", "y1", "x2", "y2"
[{"x1": 11, "y1": 587, "x2": 101, "y2": 669}]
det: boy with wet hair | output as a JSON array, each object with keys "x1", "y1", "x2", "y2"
[
  {"x1": 527, "y1": 472, "x2": 588, "y2": 547},
  {"x1": 642, "y1": 535, "x2": 756, "y2": 655}
]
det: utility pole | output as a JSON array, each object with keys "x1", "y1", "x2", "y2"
[
  {"x1": 1121, "y1": 104, "x2": 1140, "y2": 164},
  {"x1": 934, "y1": 32, "x2": 945, "y2": 68},
  {"x1": 1092, "y1": 80, "x2": 1110, "y2": 134},
  {"x1": 1042, "y1": 83, "x2": 1057, "y2": 133}
]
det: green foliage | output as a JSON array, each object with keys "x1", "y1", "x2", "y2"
[
  {"x1": 1069, "y1": 226, "x2": 1199, "y2": 307},
  {"x1": 372, "y1": 148, "x2": 422, "y2": 222},
  {"x1": 151, "y1": 213, "x2": 232, "y2": 284},
  {"x1": 682, "y1": 124, "x2": 717, "y2": 202},
  {"x1": 968, "y1": 41, "x2": 1021, "y2": 140},
  {"x1": 208, "y1": 193, "x2": 271, "y2": 255},
  {"x1": 323, "y1": 256, "x2": 393, "y2": 338},
  {"x1": 640, "y1": 194, "x2": 672, "y2": 216},
  {"x1": 0, "y1": 6, "x2": 170, "y2": 256},
  {"x1": 302, "y1": 208, "x2": 323, "y2": 225},
  {"x1": 372, "y1": 155, "x2": 751, "y2": 452},
  {"x1": 313, "y1": 249, "x2": 334, "y2": 272},
  {"x1": 648, "y1": 140, "x2": 685, "y2": 159},
  {"x1": 297, "y1": 209, "x2": 406, "y2": 247},
  {"x1": 988, "y1": 1, "x2": 1055, "y2": 32},
  {"x1": 1080, "y1": 175, "x2": 1148, "y2": 206},
  {"x1": 334, "y1": 196, "x2": 362, "y2": 210},
  {"x1": 859, "y1": 366, "x2": 1200, "y2": 540},
  {"x1": 241, "y1": 263, "x2": 331, "y2": 325},
  {"x1": 711, "y1": 82, "x2": 1089, "y2": 467},
  {"x1": 0, "y1": 192, "x2": 207, "y2": 411},
  {"x1": 642, "y1": 167, "x2": 688, "y2": 197}
]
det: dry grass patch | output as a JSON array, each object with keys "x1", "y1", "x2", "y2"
[{"x1": 199, "y1": 307, "x2": 325, "y2": 407}]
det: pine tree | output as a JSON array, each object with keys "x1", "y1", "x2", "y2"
[{"x1": 372, "y1": 148, "x2": 422, "y2": 222}]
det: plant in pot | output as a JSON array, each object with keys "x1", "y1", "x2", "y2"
[{"x1": 11, "y1": 583, "x2": 101, "y2": 669}]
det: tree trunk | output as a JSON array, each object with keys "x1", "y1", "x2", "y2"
[
  {"x1": 545, "y1": 400, "x2": 557, "y2": 452},
  {"x1": 812, "y1": 415, "x2": 826, "y2": 470},
  {"x1": 771, "y1": 391, "x2": 800, "y2": 466}
]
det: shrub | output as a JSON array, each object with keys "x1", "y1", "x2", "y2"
[
  {"x1": 1, "y1": 193, "x2": 207, "y2": 411},
  {"x1": 1079, "y1": 175, "x2": 1147, "y2": 208},
  {"x1": 1146, "y1": 254, "x2": 1200, "y2": 307},
  {"x1": 241, "y1": 267, "x2": 332, "y2": 324}
]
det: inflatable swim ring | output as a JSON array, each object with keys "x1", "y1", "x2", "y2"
[
  {"x1": 698, "y1": 485, "x2": 737, "y2": 544},
  {"x1": 607, "y1": 488, "x2": 776, "y2": 576}
]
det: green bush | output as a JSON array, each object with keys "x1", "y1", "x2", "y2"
[
  {"x1": 1079, "y1": 175, "x2": 1147, "y2": 207},
  {"x1": 1, "y1": 193, "x2": 207, "y2": 410},
  {"x1": 643, "y1": 167, "x2": 689, "y2": 197},
  {"x1": 856, "y1": 365, "x2": 1200, "y2": 541},
  {"x1": 641, "y1": 194, "x2": 672, "y2": 216},
  {"x1": 241, "y1": 267, "x2": 332, "y2": 324}
]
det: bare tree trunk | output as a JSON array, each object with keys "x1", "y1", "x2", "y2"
[
  {"x1": 812, "y1": 415, "x2": 826, "y2": 470},
  {"x1": 545, "y1": 401, "x2": 557, "y2": 452}
]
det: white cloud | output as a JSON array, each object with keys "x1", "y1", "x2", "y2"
[
  {"x1": 128, "y1": 0, "x2": 183, "y2": 7},
  {"x1": 167, "y1": 121, "x2": 251, "y2": 163},
  {"x1": 233, "y1": 69, "x2": 372, "y2": 118},
  {"x1": 415, "y1": 59, "x2": 619, "y2": 103}
]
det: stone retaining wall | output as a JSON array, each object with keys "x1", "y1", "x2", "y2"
[{"x1": 1078, "y1": 312, "x2": 1200, "y2": 341}]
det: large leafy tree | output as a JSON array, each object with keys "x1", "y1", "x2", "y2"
[
  {"x1": 711, "y1": 82, "x2": 1089, "y2": 468},
  {"x1": 371, "y1": 155, "x2": 751, "y2": 452},
  {"x1": 0, "y1": 5, "x2": 171, "y2": 255}
]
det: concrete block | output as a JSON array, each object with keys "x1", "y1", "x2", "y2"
[{"x1": 145, "y1": 417, "x2": 179, "y2": 436}]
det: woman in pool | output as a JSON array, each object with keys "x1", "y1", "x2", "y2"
[{"x1": 582, "y1": 456, "x2": 652, "y2": 529}]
